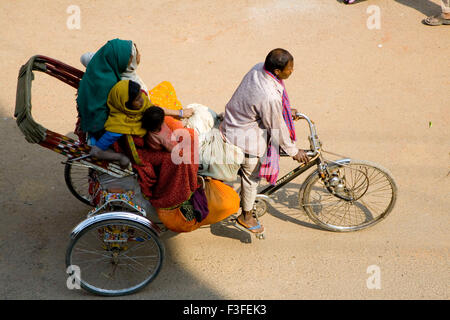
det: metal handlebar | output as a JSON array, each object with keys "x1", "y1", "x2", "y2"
[{"x1": 294, "y1": 112, "x2": 321, "y2": 157}]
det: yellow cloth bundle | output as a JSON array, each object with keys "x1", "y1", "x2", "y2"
[{"x1": 148, "y1": 81, "x2": 183, "y2": 110}]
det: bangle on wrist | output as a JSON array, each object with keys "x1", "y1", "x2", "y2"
[{"x1": 179, "y1": 109, "x2": 183, "y2": 117}]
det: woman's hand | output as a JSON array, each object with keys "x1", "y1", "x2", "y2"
[
  {"x1": 161, "y1": 107, "x2": 193, "y2": 118},
  {"x1": 180, "y1": 108, "x2": 194, "y2": 118}
]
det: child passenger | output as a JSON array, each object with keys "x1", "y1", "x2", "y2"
[
  {"x1": 90, "y1": 79, "x2": 153, "y2": 167},
  {"x1": 141, "y1": 106, "x2": 178, "y2": 152}
]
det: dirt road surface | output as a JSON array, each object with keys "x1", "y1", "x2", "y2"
[{"x1": 0, "y1": 0, "x2": 448, "y2": 300}]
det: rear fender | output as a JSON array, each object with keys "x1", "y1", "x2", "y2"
[{"x1": 70, "y1": 212, "x2": 162, "y2": 239}]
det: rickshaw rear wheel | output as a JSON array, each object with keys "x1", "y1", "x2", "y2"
[
  {"x1": 64, "y1": 162, "x2": 96, "y2": 206},
  {"x1": 66, "y1": 216, "x2": 164, "y2": 296}
]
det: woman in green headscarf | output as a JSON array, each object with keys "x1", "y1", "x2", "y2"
[
  {"x1": 78, "y1": 41, "x2": 194, "y2": 130},
  {"x1": 76, "y1": 38, "x2": 133, "y2": 135}
]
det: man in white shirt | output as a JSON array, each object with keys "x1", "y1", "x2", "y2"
[{"x1": 221, "y1": 48, "x2": 309, "y2": 234}]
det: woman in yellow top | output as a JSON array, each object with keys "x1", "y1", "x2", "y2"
[{"x1": 90, "y1": 79, "x2": 152, "y2": 168}]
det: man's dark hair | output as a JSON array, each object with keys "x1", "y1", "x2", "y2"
[
  {"x1": 125, "y1": 80, "x2": 141, "y2": 109},
  {"x1": 264, "y1": 48, "x2": 294, "y2": 74},
  {"x1": 142, "y1": 106, "x2": 165, "y2": 132}
]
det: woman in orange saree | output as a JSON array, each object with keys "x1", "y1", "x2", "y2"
[{"x1": 116, "y1": 82, "x2": 239, "y2": 232}]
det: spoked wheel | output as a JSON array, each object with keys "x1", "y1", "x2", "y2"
[
  {"x1": 64, "y1": 162, "x2": 97, "y2": 206},
  {"x1": 300, "y1": 160, "x2": 397, "y2": 232},
  {"x1": 66, "y1": 214, "x2": 164, "y2": 296}
]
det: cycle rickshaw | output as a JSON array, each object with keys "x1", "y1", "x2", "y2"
[{"x1": 14, "y1": 55, "x2": 397, "y2": 296}]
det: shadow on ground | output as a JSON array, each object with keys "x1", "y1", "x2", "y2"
[
  {"x1": 207, "y1": 177, "x2": 327, "y2": 242},
  {"x1": 336, "y1": 0, "x2": 442, "y2": 17},
  {"x1": 395, "y1": 0, "x2": 442, "y2": 16}
]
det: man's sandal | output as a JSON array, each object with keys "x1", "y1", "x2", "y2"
[
  {"x1": 424, "y1": 14, "x2": 450, "y2": 26},
  {"x1": 236, "y1": 218, "x2": 263, "y2": 233},
  {"x1": 234, "y1": 217, "x2": 265, "y2": 239}
]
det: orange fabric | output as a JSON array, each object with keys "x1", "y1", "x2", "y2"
[
  {"x1": 148, "y1": 81, "x2": 183, "y2": 110},
  {"x1": 156, "y1": 207, "x2": 200, "y2": 233},
  {"x1": 164, "y1": 114, "x2": 184, "y2": 130},
  {"x1": 156, "y1": 178, "x2": 240, "y2": 232},
  {"x1": 199, "y1": 179, "x2": 240, "y2": 226}
]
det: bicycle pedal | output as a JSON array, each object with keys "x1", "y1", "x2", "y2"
[{"x1": 255, "y1": 232, "x2": 265, "y2": 240}]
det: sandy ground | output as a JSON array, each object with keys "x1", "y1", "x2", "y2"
[{"x1": 0, "y1": 0, "x2": 448, "y2": 300}]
